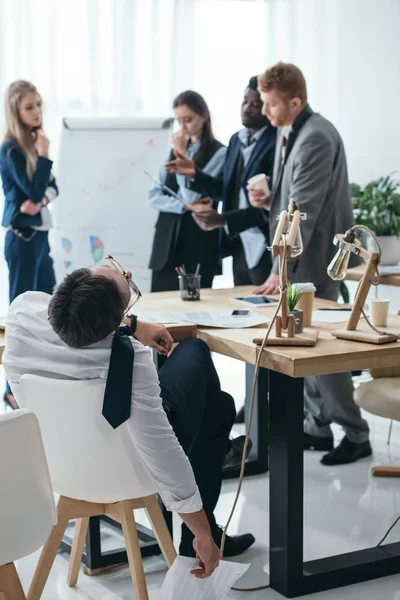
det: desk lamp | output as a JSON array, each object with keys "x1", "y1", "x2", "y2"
[
  {"x1": 327, "y1": 225, "x2": 399, "y2": 344},
  {"x1": 262, "y1": 199, "x2": 319, "y2": 346}
]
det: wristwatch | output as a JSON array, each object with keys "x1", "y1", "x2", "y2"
[{"x1": 128, "y1": 314, "x2": 138, "y2": 335}]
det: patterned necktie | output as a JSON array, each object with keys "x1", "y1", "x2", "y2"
[
  {"x1": 102, "y1": 324, "x2": 134, "y2": 429},
  {"x1": 281, "y1": 135, "x2": 288, "y2": 164}
]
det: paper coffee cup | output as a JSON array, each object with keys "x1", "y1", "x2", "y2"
[
  {"x1": 247, "y1": 173, "x2": 269, "y2": 195},
  {"x1": 370, "y1": 298, "x2": 390, "y2": 328},
  {"x1": 293, "y1": 283, "x2": 316, "y2": 327}
]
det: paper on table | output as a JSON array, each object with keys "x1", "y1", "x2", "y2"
[
  {"x1": 159, "y1": 556, "x2": 250, "y2": 600},
  {"x1": 139, "y1": 310, "x2": 269, "y2": 329},
  {"x1": 379, "y1": 265, "x2": 400, "y2": 275},
  {"x1": 138, "y1": 311, "x2": 182, "y2": 324},
  {"x1": 312, "y1": 310, "x2": 353, "y2": 323}
]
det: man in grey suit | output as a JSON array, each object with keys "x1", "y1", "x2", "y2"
[{"x1": 249, "y1": 62, "x2": 371, "y2": 466}]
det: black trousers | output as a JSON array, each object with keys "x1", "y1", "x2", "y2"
[
  {"x1": 158, "y1": 338, "x2": 235, "y2": 545},
  {"x1": 151, "y1": 270, "x2": 214, "y2": 293},
  {"x1": 5, "y1": 230, "x2": 56, "y2": 396},
  {"x1": 231, "y1": 238, "x2": 272, "y2": 286}
]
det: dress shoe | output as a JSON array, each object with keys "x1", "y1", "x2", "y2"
[
  {"x1": 321, "y1": 436, "x2": 372, "y2": 466},
  {"x1": 179, "y1": 526, "x2": 255, "y2": 558},
  {"x1": 235, "y1": 405, "x2": 245, "y2": 424},
  {"x1": 223, "y1": 435, "x2": 253, "y2": 470},
  {"x1": 304, "y1": 432, "x2": 334, "y2": 451}
]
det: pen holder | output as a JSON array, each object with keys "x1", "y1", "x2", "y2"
[{"x1": 179, "y1": 274, "x2": 201, "y2": 301}]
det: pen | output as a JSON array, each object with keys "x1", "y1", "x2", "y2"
[
  {"x1": 143, "y1": 169, "x2": 186, "y2": 205},
  {"x1": 318, "y1": 308, "x2": 352, "y2": 311}
]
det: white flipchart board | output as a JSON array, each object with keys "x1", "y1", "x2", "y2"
[{"x1": 50, "y1": 117, "x2": 173, "y2": 292}]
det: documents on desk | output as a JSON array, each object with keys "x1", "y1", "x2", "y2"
[
  {"x1": 159, "y1": 556, "x2": 250, "y2": 600},
  {"x1": 312, "y1": 309, "x2": 367, "y2": 323},
  {"x1": 379, "y1": 265, "x2": 400, "y2": 275},
  {"x1": 139, "y1": 310, "x2": 269, "y2": 329}
]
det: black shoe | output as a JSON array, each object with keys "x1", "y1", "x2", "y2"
[
  {"x1": 223, "y1": 435, "x2": 253, "y2": 470},
  {"x1": 179, "y1": 526, "x2": 255, "y2": 558},
  {"x1": 304, "y1": 432, "x2": 334, "y2": 451},
  {"x1": 321, "y1": 436, "x2": 372, "y2": 466},
  {"x1": 235, "y1": 405, "x2": 245, "y2": 424}
]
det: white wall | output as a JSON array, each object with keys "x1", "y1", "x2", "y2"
[{"x1": 0, "y1": 0, "x2": 399, "y2": 316}]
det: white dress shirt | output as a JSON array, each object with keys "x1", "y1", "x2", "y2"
[
  {"x1": 236, "y1": 126, "x2": 269, "y2": 269},
  {"x1": 3, "y1": 291, "x2": 202, "y2": 514}
]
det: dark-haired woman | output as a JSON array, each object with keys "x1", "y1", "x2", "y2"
[{"x1": 148, "y1": 91, "x2": 226, "y2": 292}]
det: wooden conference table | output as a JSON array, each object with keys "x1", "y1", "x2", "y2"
[
  {"x1": 347, "y1": 266, "x2": 400, "y2": 287},
  {"x1": 2, "y1": 286, "x2": 400, "y2": 597},
  {"x1": 136, "y1": 286, "x2": 400, "y2": 598}
]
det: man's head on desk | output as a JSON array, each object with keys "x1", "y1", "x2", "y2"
[{"x1": 49, "y1": 260, "x2": 139, "y2": 349}]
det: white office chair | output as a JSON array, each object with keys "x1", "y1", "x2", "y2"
[
  {"x1": 0, "y1": 410, "x2": 56, "y2": 600},
  {"x1": 355, "y1": 376, "x2": 400, "y2": 477},
  {"x1": 19, "y1": 375, "x2": 176, "y2": 600}
]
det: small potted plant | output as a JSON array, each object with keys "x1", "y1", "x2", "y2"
[
  {"x1": 287, "y1": 283, "x2": 303, "y2": 333},
  {"x1": 351, "y1": 174, "x2": 400, "y2": 265}
]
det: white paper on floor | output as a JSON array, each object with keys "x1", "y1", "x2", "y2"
[{"x1": 159, "y1": 556, "x2": 250, "y2": 600}]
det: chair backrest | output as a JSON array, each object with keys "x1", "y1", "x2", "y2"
[
  {"x1": 0, "y1": 410, "x2": 57, "y2": 566},
  {"x1": 19, "y1": 375, "x2": 156, "y2": 503}
]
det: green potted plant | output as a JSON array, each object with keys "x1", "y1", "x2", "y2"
[
  {"x1": 351, "y1": 174, "x2": 400, "y2": 265},
  {"x1": 287, "y1": 283, "x2": 303, "y2": 333}
]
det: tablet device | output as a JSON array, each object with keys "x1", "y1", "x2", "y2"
[{"x1": 234, "y1": 295, "x2": 278, "y2": 305}]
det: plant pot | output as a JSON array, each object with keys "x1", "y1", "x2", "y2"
[
  {"x1": 288, "y1": 309, "x2": 304, "y2": 333},
  {"x1": 367, "y1": 235, "x2": 400, "y2": 265}
]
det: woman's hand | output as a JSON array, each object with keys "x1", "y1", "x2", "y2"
[
  {"x1": 134, "y1": 321, "x2": 174, "y2": 356},
  {"x1": 165, "y1": 150, "x2": 196, "y2": 177},
  {"x1": 172, "y1": 130, "x2": 189, "y2": 155},
  {"x1": 20, "y1": 199, "x2": 42, "y2": 216},
  {"x1": 33, "y1": 129, "x2": 49, "y2": 158}
]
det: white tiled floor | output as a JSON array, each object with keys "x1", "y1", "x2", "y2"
[{"x1": 3, "y1": 359, "x2": 400, "y2": 599}]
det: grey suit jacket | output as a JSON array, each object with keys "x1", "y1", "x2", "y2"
[{"x1": 270, "y1": 105, "x2": 356, "y2": 300}]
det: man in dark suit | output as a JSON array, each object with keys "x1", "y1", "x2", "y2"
[{"x1": 166, "y1": 76, "x2": 277, "y2": 285}]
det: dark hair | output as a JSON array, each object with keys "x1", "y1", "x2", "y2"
[
  {"x1": 172, "y1": 90, "x2": 215, "y2": 167},
  {"x1": 247, "y1": 76, "x2": 259, "y2": 92},
  {"x1": 48, "y1": 268, "x2": 127, "y2": 348},
  {"x1": 258, "y1": 62, "x2": 307, "y2": 103}
]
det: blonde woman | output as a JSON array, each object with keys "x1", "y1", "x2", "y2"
[{"x1": 0, "y1": 80, "x2": 58, "y2": 409}]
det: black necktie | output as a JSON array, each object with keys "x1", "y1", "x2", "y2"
[{"x1": 102, "y1": 324, "x2": 134, "y2": 429}]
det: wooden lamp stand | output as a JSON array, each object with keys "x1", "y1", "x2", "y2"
[
  {"x1": 262, "y1": 201, "x2": 319, "y2": 347},
  {"x1": 330, "y1": 228, "x2": 400, "y2": 345}
]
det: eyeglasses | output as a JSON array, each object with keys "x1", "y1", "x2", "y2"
[{"x1": 105, "y1": 255, "x2": 142, "y2": 312}]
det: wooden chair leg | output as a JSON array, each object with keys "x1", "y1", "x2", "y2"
[
  {"x1": 144, "y1": 495, "x2": 176, "y2": 568},
  {"x1": 0, "y1": 563, "x2": 26, "y2": 600},
  {"x1": 67, "y1": 517, "x2": 89, "y2": 587},
  {"x1": 119, "y1": 501, "x2": 149, "y2": 600},
  {"x1": 371, "y1": 466, "x2": 400, "y2": 477},
  {"x1": 27, "y1": 497, "x2": 70, "y2": 600}
]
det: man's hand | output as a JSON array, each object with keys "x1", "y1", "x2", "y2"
[
  {"x1": 253, "y1": 273, "x2": 280, "y2": 295},
  {"x1": 134, "y1": 321, "x2": 174, "y2": 356},
  {"x1": 185, "y1": 197, "x2": 213, "y2": 213},
  {"x1": 165, "y1": 150, "x2": 196, "y2": 177},
  {"x1": 193, "y1": 209, "x2": 225, "y2": 231},
  {"x1": 191, "y1": 536, "x2": 220, "y2": 579},
  {"x1": 20, "y1": 199, "x2": 42, "y2": 216},
  {"x1": 247, "y1": 186, "x2": 270, "y2": 210}
]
